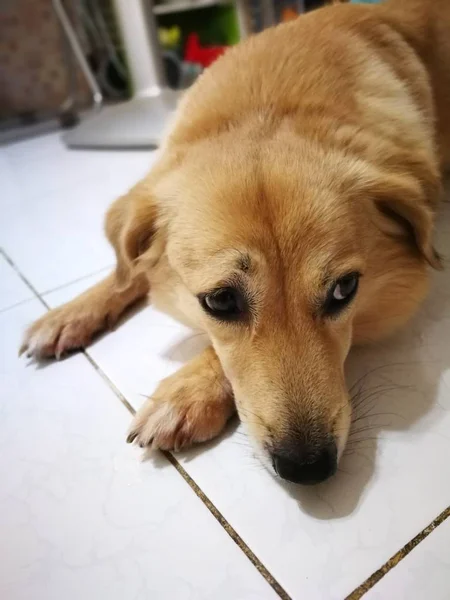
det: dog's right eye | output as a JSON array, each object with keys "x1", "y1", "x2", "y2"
[
  {"x1": 199, "y1": 287, "x2": 246, "y2": 321},
  {"x1": 323, "y1": 272, "x2": 360, "y2": 317}
]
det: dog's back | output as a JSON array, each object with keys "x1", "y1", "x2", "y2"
[
  {"x1": 169, "y1": 0, "x2": 450, "y2": 166},
  {"x1": 385, "y1": 0, "x2": 450, "y2": 164}
]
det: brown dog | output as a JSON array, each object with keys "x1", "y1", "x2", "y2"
[{"x1": 21, "y1": 0, "x2": 449, "y2": 484}]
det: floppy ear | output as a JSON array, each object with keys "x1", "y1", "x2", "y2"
[
  {"x1": 371, "y1": 175, "x2": 443, "y2": 270},
  {"x1": 105, "y1": 183, "x2": 161, "y2": 286}
]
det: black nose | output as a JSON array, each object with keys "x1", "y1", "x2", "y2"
[{"x1": 272, "y1": 442, "x2": 337, "y2": 485}]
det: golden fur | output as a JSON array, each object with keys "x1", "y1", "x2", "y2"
[{"x1": 21, "y1": 0, "x2": 449, "y2": 482}]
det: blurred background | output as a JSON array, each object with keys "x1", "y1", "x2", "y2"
[{"x1": 0, "y1": 0, "x2": 351, "y2": 148}]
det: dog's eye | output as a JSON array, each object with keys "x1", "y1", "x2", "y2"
[
  {"x1": 324, "y1": 273, "x2": 359, "y2": 316},
  {"x1": 200, "y1": 287, "x2": 246, "y2": 321}
]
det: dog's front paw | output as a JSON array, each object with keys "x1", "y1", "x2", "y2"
[
  {"x1": 127, "y1": 363, "x2": 235, "y2": 452},
  {"x1": 20, "y1": 305, "x2": 115, "y2": 360}
]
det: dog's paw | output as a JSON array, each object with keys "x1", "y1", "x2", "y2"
[
  {"x1": 127, "y1": 366, "x2": 235, "y2": 452},
  {"x1": 20, "y1": 305, "x2": 115, "y2": 360}
]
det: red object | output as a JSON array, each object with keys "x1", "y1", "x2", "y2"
[{"x1": 184, "y1": 33, "x2": 227, "y2": 68}]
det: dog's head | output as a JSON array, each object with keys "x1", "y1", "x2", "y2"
[{"x1": 115, "y1": 129, "x2": 440, "y2": 484}]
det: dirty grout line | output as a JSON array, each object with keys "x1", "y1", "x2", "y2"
[
  {"x1": 82, "y1": 351, "x2": 291, "y2": 600},
  {"x1": 4, "y1": 248, "x2": 291, "y2": 600},
  {"x1": 83, "y1": 352, "x2": 137, "y2": 416},
  {"x1": 346, "y1": 505, "x2": 450, "y2": 599},
  {"x1": 162, "y1": 450, "x2": 291, "y2": 600}
]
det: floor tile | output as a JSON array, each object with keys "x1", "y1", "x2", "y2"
[
  {"x1": 3, "y1": 133, "x2": 155, "y2": 200},
  {"x1": 44, "y1": 203, "x2": 450, "y2": 598},
  {"x1": 0, "y1": 150, "x2": 24, "y2": 213},
  {"x1": 365, "y1": 515, "x2": 450, "y2": 600},
  {"x1": 0, "y1": 253, "x2": 33, "y2": 311},
  {"x1": 0, "y1": 300, "x2": 278, "y2": 600},
  {"x1": 0, "y1": 134, "x2": 156, "y2": 292}
]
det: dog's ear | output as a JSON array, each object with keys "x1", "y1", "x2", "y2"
[
  {"x1": 371, "y1": 175, "x2": 442, "y2": 270},
  {"x1": 105, "y1": 184, "x2": 161, "y2": 285}
]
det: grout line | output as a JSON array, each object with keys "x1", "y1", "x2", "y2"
[
  {"x1": 1, "y1": 248, "x2": 46, "y2": 301},
  {"x1": 4, "y1": 248, "x2": 291, "y2": 600},
  {"x1": 40, "y1": 265, "x2": 114, "y2": 296},
  {"x1": 0, "y1": 297, "x2": 36, "y2": 315},
  {"x1": 1, "y1": 246, "x2": 114, "y2": 299},
  {"x1": 346, "y1": 505, "x2": 450, "y2": 599}
]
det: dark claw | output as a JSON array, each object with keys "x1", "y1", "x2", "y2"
[
  {"x1": 126, "y1": 431, "x2": 138, "y2": 444},
  {"x1": 138, "y1": 437, "x2": 153, "y2": 449}
]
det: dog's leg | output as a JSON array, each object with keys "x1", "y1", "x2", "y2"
[
  {"x1": 127, "y1": 346, "x2": 236, "y2": 451},
  {"x1": 20, "y1": 179, "x2": 163, "y2": 360},
  {"x1": 20, "y1": 271, "x2": 149, "y2": 359}
]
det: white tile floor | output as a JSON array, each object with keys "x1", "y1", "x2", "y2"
[{"x1": 1, "y1": 132, "x2": 449, "y2": 600}]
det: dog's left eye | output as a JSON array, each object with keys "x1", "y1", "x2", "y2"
[
  {"x1": 199, "y1": 287, "x2": 246, "y2": 321},
  {"x1": 324, "y1": 273, "x2": 359, "y2": 316}
]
